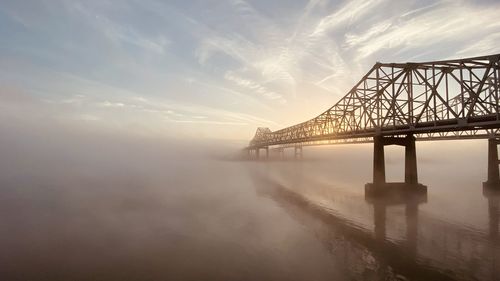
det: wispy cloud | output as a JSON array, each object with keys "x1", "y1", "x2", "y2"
[
  {"x1": 341, "y1": 1, "x2": 500, "y2": 59},
  {"x1": 224, "y1": 71, "x2": 285, "y2": 103},
  {"x1": 1, "y1": 0, "x2": 500, "y2": 139},
  {"x1": 310, "y1": 0, "x2": 387, "y2": 37},
  {"x1": 68, "y1": 1, "x2": 171, "y2": 55}
]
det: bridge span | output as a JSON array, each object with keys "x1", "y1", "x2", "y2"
[{"x1": 245, "y1": 54, "x2": 500, "y2": 194}]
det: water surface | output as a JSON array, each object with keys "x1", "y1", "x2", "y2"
[{"x1": 0, "y1": 138, "x2": 497, "y2": 280}]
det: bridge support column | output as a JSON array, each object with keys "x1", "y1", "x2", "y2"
[
  {"x1": 278, "y1": 147, "x2": 285, "y2": 160},
  {"x1": 366, "y1": 134, "x2": 426, "y2": 196},
  {"x1": 484, "y1": 137, "x2": 500, "y2": 189},
  {"x1": 294, "y1": 146, "x2": 303, "y2": 160},
  {"x1": 253, "y1": 147, "x2": 269, "y2": 160},
  {"x1": 373, "y1": 136, "x2": 386, "y2": 185},
  {"x1": 405, "y1": 135, "x2": 418, "y2": 185}
]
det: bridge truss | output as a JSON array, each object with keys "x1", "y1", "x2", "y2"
[{"x1": 249, "y1": 54, "x2": 500, "y2": 148}]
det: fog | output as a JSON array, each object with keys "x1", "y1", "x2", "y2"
[
  {"x1": 2, "y1": 0, "x2": 500, "y2": 279},
  {"x1": 0, "y1": 113, "x2": 342, "y2": 280},
  {"x1": 0, "y1": 96, "x2": 498, "y2": 280}
]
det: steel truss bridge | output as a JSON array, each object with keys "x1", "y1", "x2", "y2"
[{"x1": 246, "y1": 54, "x2": 500, "y2": 194}]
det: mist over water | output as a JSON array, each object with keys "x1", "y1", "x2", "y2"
[
  {"x1": 0, "y1": 120, "x2": 498, "y2": 281},
  {"x1": 3, "y1": 0, "x2": 500, "y2": 279}
]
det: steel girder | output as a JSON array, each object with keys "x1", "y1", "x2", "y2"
[{"x1": 249, "y1": 54, "x2": 500, "y2": 148}]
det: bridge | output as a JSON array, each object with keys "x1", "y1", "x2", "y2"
[{"x1": 245, "y1": 54, "x2": 500, "y2": 195}]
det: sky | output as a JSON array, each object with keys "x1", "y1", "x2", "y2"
[{"x1": 1, "y1": 0, "x2": 500, "y2": 142}]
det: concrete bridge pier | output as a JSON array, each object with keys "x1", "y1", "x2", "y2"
[
  {"x1": 405, "y1": 135, "x2": 418, "y2": 185},
  {"x1": 294, "y1": 146, "x2": 303, "y2": 160},
  {"x1": 484, "y1": 137, "x2": 500, "y2": 189},
  {"x1": 278, "y1": 147, "x2": 285, "y2": 160},
  {"x1": 265, "y1": 147, "x2": 269, "y2": 159},
  {"x1": 366, "y1": 134, "x2": 427, "y2": 196},
  {"x1": 246, "y1": 148, "x2": 257, "y2": 160},
  {"x1": 254, "y1": 147, "x2": 269, "y2": 160},
  {"x1": 373, "y1": 136, "x2": 386, "y2": 185}
]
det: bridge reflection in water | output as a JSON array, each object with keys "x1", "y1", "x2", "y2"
[{"x1": 250, "y1": 171, "x2": 500, "y2": 281}]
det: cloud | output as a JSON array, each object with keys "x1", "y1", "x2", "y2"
[
  {"x1": 69, "y1": 1, "x2": 171, "y2": 55},
  {"x1": 2, "y1": 0, "x2": 500, "y2": 140},
  {"x1": 224, "y1": 71, "x2": 286, "y2": 103},
  {"x1": 341, "y1": 0, "x2": 500, "y2": 59},
  {"x1": 44, "y1": 84, "x2": 279, "y2": 132},
  {"x1": 457, "y1": 32, "x2": 500, "y2": 57},
  {"x1": 98, "y1": 101, "x2": 126, "y2": 108},
  {"x1": 309, "y1": 0, "x2": 387, "y2": 37}
]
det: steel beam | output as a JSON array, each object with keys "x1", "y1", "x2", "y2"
[{"x1": 248, "y1": 54, "x2": 500, "y2": 149}]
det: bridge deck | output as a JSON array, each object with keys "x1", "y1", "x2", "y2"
[{"x1": 248, "y1": 54, "x2": 500, "y2": 149}]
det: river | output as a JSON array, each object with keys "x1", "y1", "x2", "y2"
[{"x1": 0, "y1": 135, "x2": 497, "y2": 280}]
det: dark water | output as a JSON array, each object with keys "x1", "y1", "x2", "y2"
[{"x1": 0, "y1": 136, "x2": 498, "y2": 280}]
